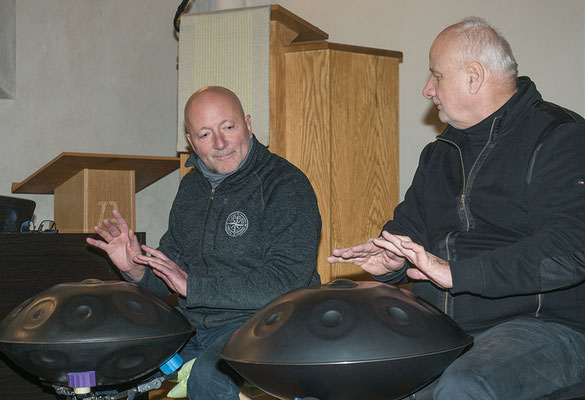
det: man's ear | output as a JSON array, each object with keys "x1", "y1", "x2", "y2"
[
  {"x1": 245, "y1": 114, "x2": 253, "y2": 137},
  {"x1": 467, "y1": 61, "x2": 484, "y2": 94},
  {"x1": 185, "y1": 132, "x2": 195, "y2": 151}
]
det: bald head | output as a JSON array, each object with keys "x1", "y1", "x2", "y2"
[
  {"x1": 184, "y1": 86, "x2": 253, "y2": 174},
  {"x1": 439, "y1": 17, "x2": 518, "y2": 88},
  {"x1": 185, "y1": 86, "x2": 246, "y2": 123},
  {"x1": 422, "y1": 17, "x2": 519, "y2": 129}
]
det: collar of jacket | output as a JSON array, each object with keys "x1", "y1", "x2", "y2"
[
  {"x1": 438, "y1": 76, "x2": 542, "y2": 144},
  {"x1": 184, "y1": 135, "x2": 268, "y2": 188}
]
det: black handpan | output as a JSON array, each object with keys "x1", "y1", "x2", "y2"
[
  {"x1": 0, "y1": 279, "x2": 193, "y2": 387},
  {"x1": 219, "y1": 279, "x2": 473, "y2": 400}
]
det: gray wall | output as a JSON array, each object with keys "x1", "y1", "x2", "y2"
[
  {"x1": 1, "y1": 0, "x2": 584, "y2": 247},
  {"x1": 0, "y1": 0, "x2": 16, "y2": 98},
  {"x1": 1, "y1": 0, "x2": 183, "y2": 245}
]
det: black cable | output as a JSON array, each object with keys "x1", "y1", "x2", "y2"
[{"x1": 174, "y1": 0, "x2": 192, "y2": 33}]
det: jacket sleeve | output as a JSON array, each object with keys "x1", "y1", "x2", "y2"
[
  {"x1": 451, "y1": 122, "x2": 585, "y2": 297},
  {"x1": 376, "y1": 143, "x2": 435, "y2": 284},
  {"x1": 185, "y1": 172, "x2": 321, "y2": 310},
  {"x1": 124, "y1": 181, "x2": 189, "y2": 298}
]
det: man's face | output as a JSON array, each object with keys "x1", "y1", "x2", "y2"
[
  {"x1": 422, "y1": 34, "x2": 472, "y2": 129},
  {"x1": 185, "y1": 92, "x2": 253, "y2": 175}
]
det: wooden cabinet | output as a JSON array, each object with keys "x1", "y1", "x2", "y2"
[
  {"x1": 180, "y1": 5, "x2": 401, "y2": 283},
  {"x1": 275, "y1": 44, "x2": 400, "y2": 282}
]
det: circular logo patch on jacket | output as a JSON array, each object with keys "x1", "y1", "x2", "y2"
[{"x1": 225, "y1": 211, "x2": 248, "y2": 237}]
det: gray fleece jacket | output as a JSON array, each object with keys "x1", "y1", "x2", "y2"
[{"x1": 135, "y1": 136, "x2": 321, "y2": 329}]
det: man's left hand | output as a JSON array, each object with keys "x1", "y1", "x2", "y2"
[
  {"x1": 379, "y1": 231, "x2": 453, "y2": 289},
  {"x1": 134, "y1": 245, "x2": 188, "y2": 297}
]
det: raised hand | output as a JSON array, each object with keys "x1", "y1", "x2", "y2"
[
  {"x1": 377, "y1": 231, "x2": 453, "y2": 289},
  {"x1": 327, "y1": 234, "x2": 409, "y2": 276},
  {"x1": 134, "y1": 245, "x2": 188, "y2": 297},
  {"x1": 86, "y1": 210, "x2": 145, "y2": 282}
]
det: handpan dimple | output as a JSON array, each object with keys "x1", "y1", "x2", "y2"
[
  {"x1": 0, "y1": 280, "x2": 194, "y2": 387},
  {"x1": 219, "y1": 279, "x2": 473, "y2": 400}
]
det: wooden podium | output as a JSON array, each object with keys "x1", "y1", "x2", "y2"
[
  {"x1": 12, "y1": 153, "x2": 180, "y2": 233},
  {"x1": 180, "y1": 5, "x2": 402, "y2": 283}
]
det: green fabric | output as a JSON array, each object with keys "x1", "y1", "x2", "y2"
[{"x1": 167, "y1": 358, "x2": 196, "y2": 398}]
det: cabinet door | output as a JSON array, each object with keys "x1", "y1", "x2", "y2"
[{"x1": 329, "y1": 50, "x2": 400, "y2": 281}]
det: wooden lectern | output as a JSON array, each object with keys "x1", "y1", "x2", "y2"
[
  {"x1": 180, "y1": 5, "x2": 402, "y2": 283},
  {"x1": 12, "y1": 153, "x2": 180, "y2": 233}
]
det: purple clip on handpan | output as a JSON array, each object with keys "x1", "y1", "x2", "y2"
[{"x1": 0, "y1": 279, "x2": 193, "y2": 391}]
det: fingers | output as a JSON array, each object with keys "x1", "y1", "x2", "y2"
[
  {"x1": 380, "y1": 231, "x2": 425, "y2": 261},
  {"x1": 86, "y1": 236, "x2": 107, "y2": 251},
  {"x1": 329, "y1": 239, "x2": 378, "y2": 259},
  {"x1": 372, "y1": 236, "x2": 407, "y2": 257},
  {"x1": 150, "y1": 268, "x2": 177, "y2": 293},
  {"x1": 134, "y1": 253, "x2": 183, "y2": 276},
  {"x1": 141, "y1": 245, "x2": 172, "y2": 262},
  {"x1": 112, "y1": 210, "x2": 130, "y2": 232},
  {"x1": 135, "y1": 254, "x2": 188, "y2": 297},
  {"x1": 91, "y1": 224, "x2": 115, "y2": 242},
  {"x1": 127, "y1": 229, "x2": 142, "y2": 253},
  {"x1": 135, "y1": 254, "x2": 169, "y2": 271}
]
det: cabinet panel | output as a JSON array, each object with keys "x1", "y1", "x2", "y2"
[
  {"x1": 330, "y1": 51, "x2": 400, "y2": 280},
  {"x1": 282, "y1": 49, "x2": 332, "y2": 282},
  {"x1": 278, "y1": 48, "x2": 400, "y2": 282}
]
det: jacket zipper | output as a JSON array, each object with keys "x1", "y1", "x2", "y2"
[
  {"x1": 437, "y1": 117, "x2": 499, "y2": 317},
  {"x1": 436, "y1": 138, "x2": 468, "y2": 228},
  {"x1": 438, "y1": 117, "x2": 498, "y2": 231},
  {"x1": 213, "y1": 199, "x2": 227, "y2": 249},
  {"x1": 443, "y1": 231, "x2": 454, "y2": 315},
  {"x1": 201, "y1": 188, "x2": 215, "y2": 250}
]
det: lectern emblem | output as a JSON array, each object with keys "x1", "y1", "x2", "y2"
[
  {"x1": 97, "y1": 201, "x2": 120, "y2": 227},
  {"x1": 225, "y1": 211, "x2": 248, "y2": 237}
]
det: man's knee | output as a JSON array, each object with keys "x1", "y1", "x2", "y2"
[
  {"x1": 434, "y1": 365, "x2": 496, "y2": 400},
  {"x1": 187, "y1": 358, "x2": 241, "y2": 399}
]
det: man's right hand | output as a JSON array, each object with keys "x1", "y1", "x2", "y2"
[
  {"x1": 86, "y1": 209, "x2": 146, "y2": 282},
  {"x1": 326, "y1": 232, "x2": 409, "y2": 276}
]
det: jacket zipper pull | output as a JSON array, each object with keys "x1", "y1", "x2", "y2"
[
  {"x1": 459, "y1": 194, "x2": 466, "y2": 211},
  {"x1": 210, "y1": 188, "x2": 215, "y2": 200}
]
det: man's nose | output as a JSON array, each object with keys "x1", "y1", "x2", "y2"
[
  {"x1": 213, "y1": 132, "x2": 227, "y2": 149},
  {"x1": 422, "y1": 78, "x2": 435, "y2": 99}
]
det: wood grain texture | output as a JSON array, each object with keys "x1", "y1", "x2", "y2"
[
  {"x1": 330, "y1": 52, "x2": 400, "y2": 280},
  {"x1": 179, "y1": 152, "x2": 194, "y2": 179},
  {"x1": 12, "y1": 152, "x2": 179, "y2": 194},
  {"x1": 54, "y1": 169, "x2": 135, "y2": 233},
  {"x1": 277, "y1": 48, "x2": 400, "y2": 282},
  {"x1": 269, "y1": 4, "x2": 328, "y2": 43},
  {"x1": 283, "y1": 49, "x2": 332, "y2": 282},
  {"x1": 281, "y1": 40, "x2": 403, "y2": 60}
]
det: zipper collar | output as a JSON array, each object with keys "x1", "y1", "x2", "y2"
[
  {"x1": 437, "y1": 116, "x2": 499, "y2": 231},
  {"x1": 185, "y1": 135, "x2": 268, "y2": 191}
]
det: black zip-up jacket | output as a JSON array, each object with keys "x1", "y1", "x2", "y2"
[
  {"x1": 378, "y1": 77, "x2": 585, "y2": 333},
  {"x1": 134, "y1": 136, "x2": 322, "y2": 329}
]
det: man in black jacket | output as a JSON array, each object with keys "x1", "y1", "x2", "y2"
[
  {"x1": 328, "y1": 17, "x2": 585, "y2": 399},
  {"x1": 88, "y1": 86, "x2": 321, "y2": 399}
]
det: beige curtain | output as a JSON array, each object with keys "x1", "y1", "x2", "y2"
[{"x1": 177, "y1": 5, "x2": 271, "y2": 153}]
